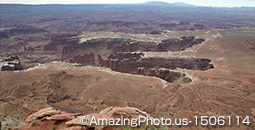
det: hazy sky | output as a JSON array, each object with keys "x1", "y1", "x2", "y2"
[{"x1": 1, "y1": 0, "x2": 255, "y2": 7}]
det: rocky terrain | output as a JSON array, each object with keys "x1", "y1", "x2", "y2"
[
  {"x1": 0, "y1": 27, "x2": 214, "y2": 84},
  {"x1": 1, "y1": 2, "x2": 255, "y2": 130},
  {"x1": 1, "y1": 27, "x2": 255, "y2": 130}
]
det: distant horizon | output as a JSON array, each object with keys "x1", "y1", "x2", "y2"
[{"x1": 1, "y1": 0, "x2": 255, "y2": 8}]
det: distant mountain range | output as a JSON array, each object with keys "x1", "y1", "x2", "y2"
[
  {"x1": 1, "y1": 1, "x2": 255, "y2": 8},
  {"x1": 139, "y1": 1, "x2": 197, "y2": 7}
]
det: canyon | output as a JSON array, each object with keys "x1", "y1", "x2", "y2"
[
  {"x1": 38, "y1": 34, "x2": 212, "y2": 83},
  {"x1": 1, "y1": 3, "x2": 255, "y2": 130}
]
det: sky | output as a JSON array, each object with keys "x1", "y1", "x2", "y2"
[{"x1": 1, "y1": 0, "x2": 255, "y2": 7}]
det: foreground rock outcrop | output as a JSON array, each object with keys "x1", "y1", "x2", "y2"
[{"x1": 18, "y1": 107, "x2": 155, "y2": 130}]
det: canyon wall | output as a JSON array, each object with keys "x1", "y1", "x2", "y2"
[
  {"x1": 70, "y1": 53, "x2": 95, "y2": 65},
  {"x1": 97, "y1": 52, "x2": 214, "y2": 83},
  {"x1": 44, "y1": 34, "x2": 79, "y2": 51},
  {"x1": 62, "y1": 36, "x2": 205, "y2": 61},
  {"x1": 39, "y1": 36, "x2": 212, "y2": 83},
  {"x1": 59, "y1": 36, "x2": 211, "y2": 83},
  {"x1": 112, "y1": 36, "x2": 205, "y2": 53}
]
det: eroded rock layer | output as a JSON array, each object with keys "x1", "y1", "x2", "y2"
[
  {"x1": 70, "y1": 53, "x2": 95, "y2": 65},
  {"x1": 42, "y1": 35, "x2": 212, "y2": 84},
  {"x1": 113, "y1": 36, "x2": 205, "y2": 53},
  {"x1": 2, "y1": 33, "x2": 213, "y2": 83},
  {"x1": 0, "y1": 54, "x2": 23, "y2": 71},
  {"x1": 98, "y1": 52, "x2": 213, "y2": 83},
  {"x1": 58, "y1": 36, "x2": 205, "y2": 57}
]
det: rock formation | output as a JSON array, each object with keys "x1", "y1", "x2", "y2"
[
  {"x1": 0, "y1": 54, "x2": 23, "y2": 71},
  {"x1": 62, "y1": 38, "x2": 131, "y2": 57},
  {"x1": 100, "y1": 52, "x2": 213, "y2": 72},
  {"x1": 193, "y1": 24, "x2": 207, "y2": 30},
  {"x1": 62, "y1": 45, "x2": 77, "y2": 56},
  {"x1": 17, "y1": 107, "x2": 156, "y2": 130},
  {"x1": 24, "y1": 46, "x2": 35, "y2": 52},
  {"x1": 70, "y1": 53, "x2": 95, "y2": 65},
  {"x1": 140, "y1": 67, "x2": 191, "y2": 83},
  {"x1": 97, "y1": 52, "x2": 213, "y2": 83},
  {"x1": 25, "y1": 108, "x2": 62, "y2": 123},
  {"x1": 38, "y1": 35, "x2": 210, "y2": 84},
  {"x1": 44, "y1": 34, "x2": 79, "y2": 52},
  {"x1": 60, "y1": 36, "x2": 204, "y2": 60},
  {"x1": 160, "y1": 36, "x2": 205, "y2": 51},
  {"x1": 112, "y1": 36, "x2": 205, "y2": 53},
  {"x1": 44, "y1": 44, "x2": 58, "y2": 51},
  {"x1": 17, "y1": 107, "x2": 82, "y2": 130}
]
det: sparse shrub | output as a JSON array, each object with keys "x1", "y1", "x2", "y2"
[
  {"x1": 14, "y1": 127, "x2": 18, "y2": 130},
  {"x1": 51, "y1": 125, "x2": 56, "y2": 130},
  {"x1": 145, "y1": 126, "x2": 156, "y2": 130},
  {"x1": 31, "y1": 120, "x2": 37, "y2": 126}
]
